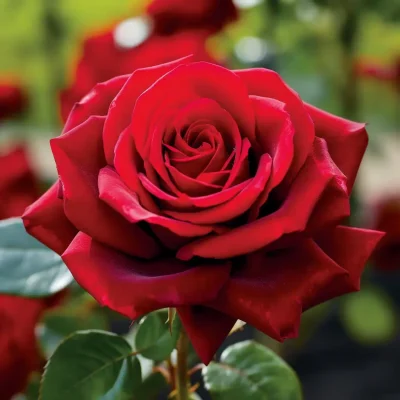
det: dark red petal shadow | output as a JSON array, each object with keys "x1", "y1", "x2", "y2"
[
  {"x1": 177, "y1": 306, "x2": 236, "y2": 365},
  {"x1": 208, "y1": 239, "x2": 348, "y2": 341},
  {"x1": 62, "y1": 232, "x2": 231, "y2": 319}
]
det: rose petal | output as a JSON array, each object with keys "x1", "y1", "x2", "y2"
[
  {"x1": 22, "y1": 182, "x2": 78, "y2": 255},
  {"x1": 62, "y1": 232, "x2": 231, "y2": 319},
  {"x1": 305, "y1": 103, "x2": 368, "y2": 193},
  {"x1": 172, "y1": 98, "x2": 241, "y2": 154},
  {"x1": 177, "y1": 138, "x2": 340, "y2": 259},
  {"x1": 98, "y1": 166, "x2": 215, "y2": 237},
  {"x1": 309, "y1": 225, "x2": 385, "y2": 307},
  {"x1": 177, "y1": 306, "x2": 236, "y2": 365},
  {"x1": 208, "y1": 239, "x2": 347, "y2": 341},
  {"x1": 169, "y1": 150, "x2": 214, "y2": 177},
  {"x1": 51, "y1": 116, "x2": 160, "y2": 259},
  {"x1": 166, "y1": 157, "x2": 222, "y2": 197},
  {"x1": 132, "y1": 62, "x2": 254, "y2": 159},
  {"x1": 169, "y1": 153, "x2": 272, "y2": 225},
  {"x1": 306, "y1": 139, "x2": 350, "y2": 231},
  {"x1": 250, "y1": 96, "x2": 295, "y2": 189},
  {"x1": 63, "y1": 75, "x2": 129, "y2": 134},
  {"x1": 114, "y1": 128, "x2": 159, "y2": 213},
  {"x1": 235, "y1": 68, "x2": 314, "y2": 182},
  {"x1": 103, "y1": 56, "x2": 194, "y2": 164}
]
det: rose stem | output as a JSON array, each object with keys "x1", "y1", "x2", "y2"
[{"x1": 175, "y1": 329, "x2": 190, "y2": 400}]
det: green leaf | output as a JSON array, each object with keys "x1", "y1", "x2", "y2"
[
  {"x1": 134, "y1": 310, "x2": 181, "y2": 361},
  {"x1": 41, "y1": 330, "x2": 141, "y2": 400},
  {"x1": 340, "y1": 286, "x2": 398, "y2": 345},
  {"x1": 0, "y1": 218, "x2": 73, "y2": 297},
  {"x1": 134, "y1": 372, "x2": 168, "y2": 400},
  {"x1": 203, "y1": 340, "x2": 302, "y2": 400}
]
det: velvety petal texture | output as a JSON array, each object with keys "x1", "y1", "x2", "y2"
[{"x1": 24, "y1": 58, "x2": 383, "y2": 364}]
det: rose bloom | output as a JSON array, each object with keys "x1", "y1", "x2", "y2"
[
  {"x1": 147, "y1": 0, "x2": 238, "y2": 35},
  {"x1": 0, "y1": 147, "x2": 62, "y2": 399},
  {"x1": 0, "y1": 294, "x2": 64, "y2": 400},
  {"x1": 355, "y1": 56, "x2": 400, "y2": 92},
  {"x1": 60, "y1": 29, "x2": 217, "y2": 122},
  {"x1": 24, "y1": 57, "x2": 383, "y2": 363},
  {"x1": 0, "y1": 146, "x2": 39, "y2": 220},
  {"x1": 0, "y1": 82, "x2": 26, "y2": 121},
  {"x1": 370, "y1": 196, "x2": 400, "y2": 271}
]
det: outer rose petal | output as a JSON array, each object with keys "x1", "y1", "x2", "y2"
[
  {"x1": 309, "y1": 225, "x2": 385, "y2": 308},
  {"x1": 306, "y1": 138, "x2": 350, "y2": 231},
  {"x1": 23, "y1": 182, "x2": 77, "y2": 255},
  {"x1": 305, "y1": 103, "x2": 368, "y2": 193},
  {"x1": 51, "y1": 116, "x2": 160, "y2": 259},
  {"x1": 235, "y1": 68, "x2": 315, "y2": 182},
  {"x1": 62, "y1": 232, "x2": 231, "y2": 319},
  {"x1": 177, "y1": 306, "x2": 236, "y2": 365},
  {"x1": 62, "y1": 75, "x2": 129, "y2": 133},
  {"x1": 177, "y1": 138, "x2": 341, "y2": 259},
  {"x1": 98, "y1": 166, "x2": 215, "y2": 237},
  {"x1": 208, "y1": 239, "x2": 348, "y2": 341},
  {"x1": 103, "y1": 56, "x2": 194, "y2": 164}
]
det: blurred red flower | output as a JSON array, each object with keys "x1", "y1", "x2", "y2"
[
  {"x1": 0, "y1": 147, "x2": 65, "y2": 399},
  {"x1": 0, "y1": 294, "x2": 63, "y2": 400},
  {"x1": 0, "y1": 83, "x2": 27, "y2": 121},
  {"x1": 25, "y1": 57, "x2": 383, "y2": 364},
  {"x1": 355, "y1": 57, "x2": 400, "y2": 92},
  {"x1": 0, "y1": 146, "x2": 39, "y2": 220},
  {"x1": 147, "y1": 0, "x2": 238, "y2": 35},
  {"x1": 371, "y1": 196, "x2": 400, "y2": 271},
  {"x1": 60, "y1": 29, "x2": 218, "y2": 122}
]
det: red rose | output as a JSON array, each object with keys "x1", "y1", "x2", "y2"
[
  {"x1": 24, "y1": 57, "x2": 383, "y2": 364},
  {"x1": 0, "y1": 82, "x2": 27, "y2": 121},
  {"x1": 0, "y1": 146, "x2": 62, "y2": 399},
  {"x1": 0, "y1": 146, "x2": 39, "y2": 220},
  {"x1": 0, "y1": 294, "x2": 63, "y2": 400},
  {"x1": 147, "y1": 0, "x2": 238, "y2": 35},
  {"x1": 370, "y1": 196, "x2": 400, "y2": 271},
  {"x1": 355, "y1": 56, "x2": 400, "y2": 92},
  {"x1": 61, "y1": 29, "x2": 217, "y2": 122}
]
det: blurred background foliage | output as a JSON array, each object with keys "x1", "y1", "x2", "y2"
[{"x1": 0, "y1": 0, "x2": 398, "y2": 133}]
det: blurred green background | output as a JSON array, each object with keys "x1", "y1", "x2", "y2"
[{"x1": 0, "y1": 0, "x2": 398, "y2": 133}]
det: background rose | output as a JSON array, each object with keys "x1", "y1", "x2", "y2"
[
  {"x1": 147, "y1": 0, "x2": 238, "y2": 35},
  {"x1": 0, "y1": 146, "x2": 64, "y2": 399},
  {"x1": 24, "y1": 57, "x2": 383, "y2": 364},
  {"x1": 0, "y1": 146, "x2": 39, "y2": 220},
  {"x1": 0, "y1": 83, "x2": 26, "y2": 121},
  {"x1": 60, "y1": 30, "x2": 216, "y2": 122},
  {"x1": 370, "y1": 196, "x2": 400, "y2": 271},
  {"x1": 0, "y1": 294, "x2": 63, "y2": 400}
]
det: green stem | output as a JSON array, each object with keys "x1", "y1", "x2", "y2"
[{"x1": 175, "y1": 330, "x2": 190, "y2": 400}]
